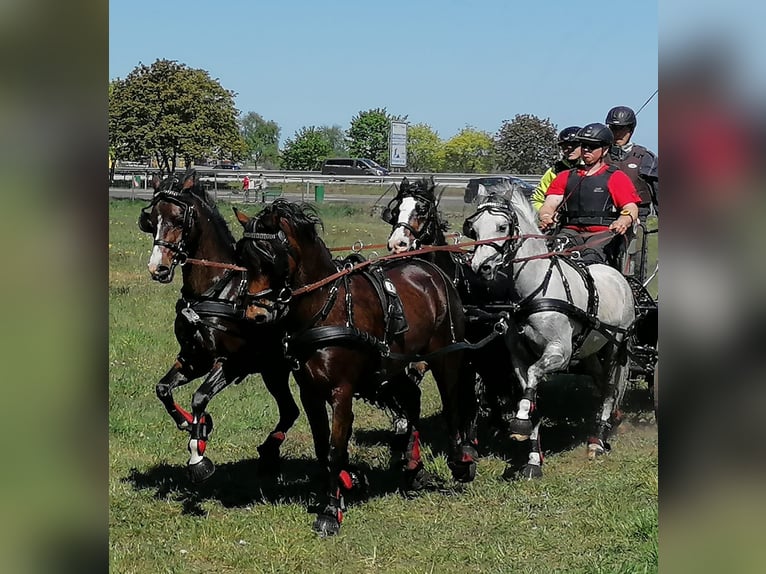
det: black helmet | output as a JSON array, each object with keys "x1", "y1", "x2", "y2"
[
  {"x1": 605, "y1": 106, "x2": 636, "y2": 128},
  {"x1": 576, "y1": 123, "x2": 614, "y2": 147},
  {"x1": 557, "y1": 126, "x2": 581, "y2": 144}
]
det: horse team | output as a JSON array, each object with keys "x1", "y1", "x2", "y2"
[{"x1": 139, "y1": 169, "x2": 643, "y2": 536}]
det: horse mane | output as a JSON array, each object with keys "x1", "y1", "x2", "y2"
[
  {"x1": 189, "y1": 184, "x2": 237, "y2": 246},
  {"x1": 255, "y1": 199, "x2": 324, "y2": 242},
  {"x1": 157, "y1": 170, "x2": 236, "y2": 246},
  {"x1": 397, "y1": 176, "x2": 450, "y2": 233},
  {"x1": 506, "y1": 188, "x2": 539, "y2": 235}
]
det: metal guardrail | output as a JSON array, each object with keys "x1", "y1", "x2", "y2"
[{"x1": 111, "y1": 167, "x2": 542, "y2": 191}]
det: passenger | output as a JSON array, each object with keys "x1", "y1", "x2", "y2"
[
  {"x1": 530, "y1": 126, "x2": 583, "y2": 212},
  {"x1": 538, "y1": 123, "x2": 641, "y2": 268},
  {"x1": 604, "y1": 106, "x2": 658, "y2": 219}
]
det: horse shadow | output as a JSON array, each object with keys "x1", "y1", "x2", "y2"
[
  {"x1": 354, "y1": 373, "x2": 655, "y2": 464},
  {"x1": 123, "y1": 453, "x2": 429, "y2": 517}
]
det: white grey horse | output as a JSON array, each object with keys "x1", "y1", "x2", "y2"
[{"x1": 463, "y1": 192, "x2": 635, "y2": 478}]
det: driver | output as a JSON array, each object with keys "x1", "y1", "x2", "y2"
[{"x1": 537, "y1": 123, "x2": 641, "y2": 268}]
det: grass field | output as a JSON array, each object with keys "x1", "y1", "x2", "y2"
[{"x1": 109, "y1": 197, "x2": 657, "y2": 573}]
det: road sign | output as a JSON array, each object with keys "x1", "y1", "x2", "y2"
[{"x1": 389, "y1": 122, "x2": 407, "y2": 168}]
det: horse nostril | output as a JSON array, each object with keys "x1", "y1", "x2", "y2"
[{"x1": 253, "y1": 314, "x2": 267, "y2": 324}]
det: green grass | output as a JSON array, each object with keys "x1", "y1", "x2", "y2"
[{"x1": 109, "y1": 198, "x2": 657, "y2": 573}]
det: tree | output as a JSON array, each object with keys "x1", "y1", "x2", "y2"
[
  {"x1": 495, "y1": 113, "x2": 558, "y2": 174},
  {"x1": 347, "y1": 108, "x2": 406, "y2": 167},
  {"x1": 441, "y1": 127, "x2": 495, "y2": 173},
  {"x1": 240, "y1": 112, "x2": 280, "y2": 169},
  {"x1": 317, "y1": 125, "x2": 349, "y2": 157},
  {"x1": 280, "y1": 126, "x2": 333, "y2": 171},
  {"x1": 109, "y1": 59, "x2": 247, "y2": 176},
  {"x1": 407, "y1": 123, "x2": 443, "y2": 172}
]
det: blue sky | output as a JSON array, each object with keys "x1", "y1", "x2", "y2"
[{"x1": 110, "y1": 1, "x2": 658, "y2": 153}]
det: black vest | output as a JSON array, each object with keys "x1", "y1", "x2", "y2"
[
  {"x1": 606, "y1": 144, "x2": 653, "y2": 205},
  {"x1": 562, "y1": 165, "x2": 619, "y2": 227}
]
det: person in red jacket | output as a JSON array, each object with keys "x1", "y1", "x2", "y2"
[{"x1": 538, "y1": 123, "x2": 641, "y2": 267}]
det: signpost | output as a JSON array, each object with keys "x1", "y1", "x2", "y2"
[{"x1": 389, "y1": 121, "x2": 408, "y2": 168}]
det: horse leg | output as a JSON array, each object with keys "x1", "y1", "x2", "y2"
[
  {"x1": 432, "y1": 352, "x2": 477, "y2": 483},
  {"x1": 256, "y1": 365, "x2": 300, "y2": 474},
  {"x1": 313, "y1": 384, "x2": 354, "y2": 537},
  {"x1": 155, "y1": 359, "x2": 197, "y2": 431},
  {"x1": 508, "y1": 339, "x2": 571, "y2": 441},
  {"x1": 588, "y1": 343, "x2": 629, "y2": 459},
  {"x1": 186, "y1": 360, "x2": 237, "y2": 483}
]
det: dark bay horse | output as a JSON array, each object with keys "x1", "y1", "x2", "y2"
[
  {"x1": 139, "y1": 170, "x2": 299, "y2": 482},
  {"x1": 234, "y1": 200, "x2": 476, "y2": 536},
  {"x1": 384, "y1": 176, "x2": 518, "y2": 440}
]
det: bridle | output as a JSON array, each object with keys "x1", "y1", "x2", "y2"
[
  {"x1": 382, "y1": 192, "x2": 440, "y2": 249},
  {"x1": 238, "y1": 228, "x2": 294, "y2": 317},
  {"x1": 462, "y1": 200, "x2": 522, "y2": 266},
  {"x1": 139, "y1": 190, "x2": 196, "y2": 272}
]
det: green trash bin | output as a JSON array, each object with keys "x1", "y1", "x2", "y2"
[{"x1": 314, "y1": 184, "x2": 325, "y2": 203}]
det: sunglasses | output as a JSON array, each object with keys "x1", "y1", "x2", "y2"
[
  {"x1": 579, "y1": 142, "x2": 605, "y2": 152},
  {"x1": 558, "y1": 141, "x2": 580, "y2": 149}
]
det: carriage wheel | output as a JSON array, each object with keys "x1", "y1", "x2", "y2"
[{"x1": 652, "y1": 359, "x2": 658, "y2": 419}]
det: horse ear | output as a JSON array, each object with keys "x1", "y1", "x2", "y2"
[
  {"x1": 429, "y1": 175, "x2": 435, "y2": 188},
  {"x1": 151, "y1": 175, "x2": 161, "y2": 192},
  {"x1": 233, "y1": 206, "x2": 251, "y2": 228},
  {"x1": 182, "y1": 168, "x2": 197, "y2": 190}
]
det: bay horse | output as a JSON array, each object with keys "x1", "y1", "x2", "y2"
[
  {"x1": 234, "y1": 200, "x2": 476, "y2": 536},
  {"x1": 463, "y1": 192, "x2": 635, "y2": 478},
  {"x1": 139, "y1": 169, "x2": 299, "y2": 482},
  {"x1": 384, "y1": 176, "x2": 517, "y2": 439}
]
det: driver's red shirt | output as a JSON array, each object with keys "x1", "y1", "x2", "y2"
[{"x1": 545, "y1": 164, "x2": 641, "y2": 231}]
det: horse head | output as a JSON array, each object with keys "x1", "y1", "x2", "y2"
[
  {"x1": 139, "y1": 169, "x2": 213, "y2": 283},
  {"x1": 384, "y1": 175, "x2": 445, "y2": 253},
  {"x1": 235, "y1": 200, "x2": 323, "y2": 323},
  {"x1": 462, "y1": 194, "x2": 521, "y2": 281}
]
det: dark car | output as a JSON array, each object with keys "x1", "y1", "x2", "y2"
[
  {"x1": 321, "y1": 158, "x2": 389, "y2": 177},
  {"x1": 213, "y1": 162, "x2": 241, "y2": 170},
  {"x1": 463, "y1": 176, "x2": 535, "y2": 204}
]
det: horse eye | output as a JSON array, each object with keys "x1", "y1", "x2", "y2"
[{"x1": 498, "y1": 225, "x2": 508, "y2": 233}]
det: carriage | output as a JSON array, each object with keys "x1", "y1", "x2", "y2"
[
  {"x1": 459, "y1": 175, "x2": 658, "y2": 408},
  {"x1": 139, "y1": 170, "x2": 657, "y2": 535}
]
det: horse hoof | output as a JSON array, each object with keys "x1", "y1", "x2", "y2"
[
  {"x1": 312, "y1": 513, "x2": 341, "y2": 537},
  {"x1": 501, "y1": 465, "x2": 522, "y2": 481},
  {"x1": 508, "y1": 418, "x2": 533, "y2": 441},
  {"x1": 449, "y1": 460, "x2": 477, "y2": 484},
  {"x1": 401, "y1": 463, "x2": 433, "y2": 494},
  {"x1": 188, "y1": 456, "x2": 215, "y2": 483},
  {"x1": 520, "y1": 464, "x2": 543, "y2": 480},
  {"x1": 587, "y1": 439, "x2": 612, "y2": 460}
]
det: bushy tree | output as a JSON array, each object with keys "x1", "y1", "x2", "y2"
[
  {"x1": 240, "y1": 112, "x2": 280, "y2": 169},
  {"x1": 407, "y1": 123, "x2": 443, "y2": 172},
  {"x1": 109, "y1": 59, "x2": 246, "y2": 176},
  {"x1": 347, "y1": 108, "x2": 406, "y2": 167},
  {"x1": 317, "y1": 124, "x2": 349, "y2": 157},
  {"x1": 280, "y1": 126, "x2": 333, "y2": 171},
  {"x1": 495, "y1": 114, "x2": 558, "y2": 174},
  {"x1": 442, "y1": 127, "x2": 495, "y2": 173}
]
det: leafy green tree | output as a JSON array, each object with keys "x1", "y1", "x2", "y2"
[
  {"x1": 240, "y1": 112, "x2": 280, "y2": 169},
  {"x1": 317, "y1": 124, "x2": 349, "y2": 157},
  {"x1": 441, "y1": 127, "x2": 495, "y2": 173},
  {"x1": 280, "y1": 126, "x2": 333, "y2": 171},
  {"x1": 407, "y1": 123, "x2": 443, "y2": 172},
  {"x1": 109, "y1": 59, "x2": 246, "y2": 176},
  {"x1": 495, "y1": 113, "x2": 557, "y2": 174},
  {"x1": 347, "y1": 108, "x2": 406, "y2": 167}
]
